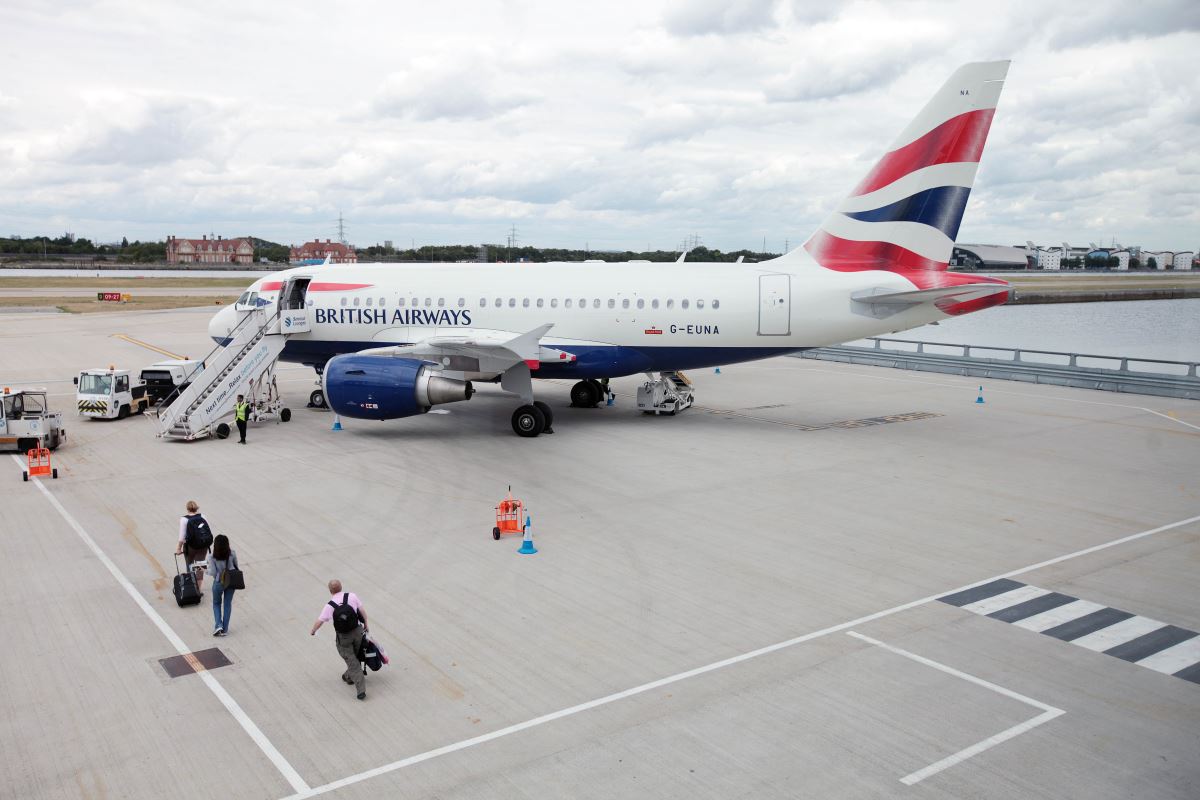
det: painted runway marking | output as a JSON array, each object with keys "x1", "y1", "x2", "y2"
[
  {"x1": 279, "y1": 512, "x2": 1200, "y2": 800},
  {"x1": 111, "y1": 333, "x2": 187, "y2": 360},
  {"x1": 10, "y1": 455, "x2": 310, "y2": 795},
  {"x1": 846, "y1": 631, "x2": 1064, "y2": 786},
  {"x1": 940, "y1": 579, "x2": 1200, "y2": 684}
]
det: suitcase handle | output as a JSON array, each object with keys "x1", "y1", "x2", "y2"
[{"x1": 174, "y1": 551, "x2": 186, "y2": 577}]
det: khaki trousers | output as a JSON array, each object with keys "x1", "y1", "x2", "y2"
[{"x1": 335, "y1": 627, "x2": 365, "y2": 693}]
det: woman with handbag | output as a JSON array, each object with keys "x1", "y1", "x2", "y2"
[{"x1": 206, "y1": 535, "x2": 243, "y2": 636}]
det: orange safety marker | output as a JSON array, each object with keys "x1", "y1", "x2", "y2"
[{"x1": 492, "y1": 486, "x2": 526, "y2": 540}]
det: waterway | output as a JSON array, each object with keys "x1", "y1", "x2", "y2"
[
  {"x1": 862, "y1": 299, "x2": 1200, "y2": 363},
  {"x1": 0, "y1": 268, "x2": 268, "y2": 278}
]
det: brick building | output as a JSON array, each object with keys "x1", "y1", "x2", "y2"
[
  {"x1": 289, "y1": 239, "x2": 357, "y2": 264},
  {"x1": 166, "y1": 235, "x2": 254, "y2": 264}
]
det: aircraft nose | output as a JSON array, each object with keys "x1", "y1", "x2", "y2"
[{"x1": 208, "y1": 305, "x2": 235, "y2": 346}]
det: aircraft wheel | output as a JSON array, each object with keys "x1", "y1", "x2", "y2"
[
  {"x1": 533, "y1": 401, "x2": 554, "y2": 433},
  {"x1": 511, "y1": 404, "x2": 546, "y2": 437},
  {"x1": 309, "y1": 389, "x2": 326, "y2": 409},
  {"x1": 215, "y1": 423, "x2": 230, "y2": 440},
  {"x1": 569, "y1": 380, "x2": 600, "y2": 408},
  {"x1": 281, "y1": 408, "x2": 292, "y2": 422}
]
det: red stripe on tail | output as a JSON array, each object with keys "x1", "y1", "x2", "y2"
[{"x1": 852, "y1": 109, "x2": 995, "y2": 197}]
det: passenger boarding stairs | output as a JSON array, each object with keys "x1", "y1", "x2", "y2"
[{"x1": 155, "y1": 307, "x2": 290, "y2": 441}]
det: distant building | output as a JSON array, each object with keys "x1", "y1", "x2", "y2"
[
  {"x1": 949, "y1": 244, "x2": 1033, "y2": 270},
  {"x1": 1111, "y1": 251, "x2": 1131, "y2": 271},
  {"x1": 166, "y1": 235, "x2": 253, "y2": 265},
  {"x1": 1174, "y1": 251, "x2": 1194, "y2": 270},
  {"x1": 289, "y1": 239, "x2": 357, "y2": 264},
  {"x1": 1142, "y1": 251, "x2": 1173, "y2": 270}
]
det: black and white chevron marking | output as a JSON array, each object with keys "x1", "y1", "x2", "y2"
[{"x1": 939, "y1": 579, "x2": 1200, "y2": 684}]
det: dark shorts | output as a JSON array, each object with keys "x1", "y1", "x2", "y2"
[{"x1": 184, "y1": 546, "x2": 208, "y2": 567}]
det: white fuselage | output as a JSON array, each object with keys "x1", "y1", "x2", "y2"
[{"x1": 209, "y1": 256, "x2": 959, "y2": 378}]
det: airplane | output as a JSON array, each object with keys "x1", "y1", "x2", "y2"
[{"x1": 208, "y1": 60, "x2": 1012, "y2": 438}]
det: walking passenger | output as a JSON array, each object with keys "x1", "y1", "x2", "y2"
[
  {"x1": 206, "y1": 534, "x2": 239, "y2": 636},
  {"x1": 310, "y1": 580, "x2": 370, "y2": 700},
  {"x1": 234, "y1": 394, "x2": 249, "y2": 444},
  {"x1": 175, "y1": 500, "x2": 212, "y2": 595}
]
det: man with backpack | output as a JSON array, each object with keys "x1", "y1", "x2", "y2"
[
  {"x1": 175, "y1": 500, "x2": 213, "y2": 596},
  {"x1": 310, "y1": 579, "x2": 370, "y2": 700}
]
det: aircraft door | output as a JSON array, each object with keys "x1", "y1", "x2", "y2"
[
  {"x1": 279, "y1": 277, "x2": 312, "y2": 333},
  {"x1": 758, "y1": 274, "x2": 791, "y2": 335}
]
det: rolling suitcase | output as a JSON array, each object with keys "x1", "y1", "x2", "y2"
[{"x1": 173, "y1": 552, "x2": 202, "y2": 607}]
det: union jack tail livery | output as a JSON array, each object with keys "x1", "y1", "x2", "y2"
[{"x1": 797, "y1": 60, "x2": 1011, "y2": 306}]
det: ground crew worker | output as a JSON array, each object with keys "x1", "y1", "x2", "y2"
[
  {"x1": 310, "y1": 579, "x2": 370, "y2": 700},
  {"x1": 234, "y1": 394, "x2": 249, "y2": 444}
]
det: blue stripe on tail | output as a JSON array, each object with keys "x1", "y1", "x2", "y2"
[{"x1": 842, "y1": 185, "x2": 972, "y2": 240}]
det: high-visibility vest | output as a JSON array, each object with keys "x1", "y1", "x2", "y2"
[{"x1": 235, "y1": 402, "x2": 248, "y2": 421}]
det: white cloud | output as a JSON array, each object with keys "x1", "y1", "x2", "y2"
[{"x1": 0, "y1": 0, "x2": 1196, "y2": 250}]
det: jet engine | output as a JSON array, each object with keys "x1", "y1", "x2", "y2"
[{"x1": 322, "y1": 355, "x2": 473, "y2": 420}]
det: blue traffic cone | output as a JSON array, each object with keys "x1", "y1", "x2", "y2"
[
  {"x1": 332, "y1": 415, "x2": 343, "y2": 431},
  {"x1": 517, "y1": 515, "x2": 537, "y2": 554},
  {"x1": 715, "y1": 367, "x2": 721, "y2": 374},
  {"x1": 606, "y1": 391, "x2": 614, "y2": 407},
  {"x1": 975, "y1": 386, "x2": 985, "y2": 404}
]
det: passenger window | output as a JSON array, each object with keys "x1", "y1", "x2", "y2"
[
  {"x1": 607, "y1": 299, "x2": 615, "y2": 309},
  {"x1": 622, "y1": 299, "x2": 630, "y2": 309},
  {"x1": 579, "y1": 298, "x2": 585, "y2": 308},
  {"x1": 652, "y1": 299, "x2": 659, "y2": 309},
  {"x1": 565, "y1": 299, "x2": 573, "y2": 308},
  {"x1": 508, "y1": 298, "x2": 516, "y2": 308},
  {"x1": 712, "y1": 299, "x2": 720, "y2": 309},
  {"x1": 667, "y1": 299, "x2": 674, "y2": 309},
  {"x1": 457, "y1": 298, "x2": 465, "y2": 307},
  {"x1": 480, "y1": 298, "x2": 486, "y2": 308},
  {"x1": 437, "y1": 297, "x2": 445, "y2": 307},
  {"x1": 697, "y1": 299, "x2": 705, "y2": 309},
  {"x1": 365, "y1": 297, "x2": 372, "y2": 306},
  {"x1": 495, "y1": 298, "x2": 502, "y2": 307},
  {"x1": 536, "y1": 298, "x2": 544, "y2": 308},
  {"x1": 398, "y1": 298, "x2": 405, "y2": 307},
  {"x1": 353, "y1": 297, "x2": 360, "y2": 306},
  {"x1": 636, "y1": 299, "x2": 644, "y2": 309},
  {"x1": 340, "y1": 297, "x2": 347, "y2": 306},
  {"x1": 682, "y1": 299, "x2": 689, "y2": 309},
  {"x1": 424, "y1": 298, "x2": 432, "y2": 307},
  {"x1": 551, "y1": 299, "x2": 558, "y2": 308},
  {"x1": 522, "y1": 298, "x2": 530, "y2": 308},
  {"x1": 379, "y1": 297, "x2": 386, "y2": 307}
]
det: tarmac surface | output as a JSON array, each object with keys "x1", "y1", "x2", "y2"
[{"x1": 1, "y1": 305, "x2": 1198, "y2": 800}]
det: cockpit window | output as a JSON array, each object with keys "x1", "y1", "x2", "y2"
[{"x1": 236, "y1": 292, "x2": 250, "y2": 305}]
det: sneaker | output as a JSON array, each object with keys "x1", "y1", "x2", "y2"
[
  {"x1": 213, "y1": 627, "x2": 222, "y2": 636},
  {"x1": 357, "y1": 691, "x2": 366, "y2": 700},
  {"x1": 216, "y1": 629, "x2": 226, "y2": 637}
]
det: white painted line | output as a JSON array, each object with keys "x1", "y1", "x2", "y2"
[
  {"x1": 1135, "y1": 636, "x2": 1200, "y2": 675},
  {"x1": 1012, "y1": 599, "x2": 1106, "y2": 632},
  {"x1": 960, "y1": 585, "x2": 1050, "y2": 615},
  {"x1": 10, "y1": 455, "x2": 310, "y2": 795},
  {"x1": 846, "y1": 631, "x2": 1064, "y2": 786},
  {"x1": 280, "y1": 512, "x2": 1198, "y2": 800},
  {"x1": 1071, "y1": 616, "x2": 1166, "y2": 653}
]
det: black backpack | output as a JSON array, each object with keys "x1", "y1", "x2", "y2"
[
  {"x1": 329, "y1": 593, "x2": 360, "y2": 633},
  {"x1": 185, "y1": 515, "x2": 213, "y2": 550},
  {"x1": 357, "y1": 635, "x2": 384, "y2": 671}
]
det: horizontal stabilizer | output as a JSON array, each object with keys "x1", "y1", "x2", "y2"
[{"x1": 852, "y1": 281, "x2": 1010, "y2": 318}]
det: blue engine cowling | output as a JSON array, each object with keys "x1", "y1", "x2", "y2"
[{"x1": 322, "y1": 355, "x2": 473, "y2": 421}]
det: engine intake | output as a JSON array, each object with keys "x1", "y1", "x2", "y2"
[{"x1": 322, "y1": 355, "x2": 473, "y2": 421}]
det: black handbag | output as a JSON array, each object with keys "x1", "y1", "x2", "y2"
[{"x1": 220, "y1": 554, "x2": 245, "y2": 590}]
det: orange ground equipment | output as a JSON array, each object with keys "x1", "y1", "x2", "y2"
[
  {"x1": 23, "y1": 445, "x2": 58, "y2": 481},
  {"x1": 493, "y1": 487, "x2": 526, "y2": 540}
]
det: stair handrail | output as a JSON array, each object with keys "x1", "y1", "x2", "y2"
[{"x1": 155, "y1": 307, "x2": 279, "y2": 414}]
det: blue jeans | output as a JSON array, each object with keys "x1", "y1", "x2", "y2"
[{"x1": 212, "y1": 579, "x2": 234, "y2": 632}]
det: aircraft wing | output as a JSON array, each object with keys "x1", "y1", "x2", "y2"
[{"x1": 355, "y1": 324, "x2": 576, "y2": 374}]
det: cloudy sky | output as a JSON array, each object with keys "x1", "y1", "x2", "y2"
[{"x1": 1, "y1": 0, "x2": 1197, "y2": 251}]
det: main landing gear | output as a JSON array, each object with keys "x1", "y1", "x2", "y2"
[
  {"x1": 569, "y1": 379, "x2": 605, "y2": 408},
  {"x1": 512, "y1": 401, "x2": 555, "y2": 437}
]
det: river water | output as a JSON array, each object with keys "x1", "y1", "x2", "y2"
[{"x1": 861, "y1": 299, "x2": 1200, "y2": 363}]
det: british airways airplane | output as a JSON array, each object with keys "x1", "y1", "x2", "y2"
[{"x1": 208, "y1": 61, "x2": 1011, "y2": 437}]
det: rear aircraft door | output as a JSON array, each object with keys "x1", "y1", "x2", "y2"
[
  {"x1": 758, "y1": 274, "x2": 791, "y2": 335},
  {"x1": 279, "y1": 277, "x2": 312, "y2": 333}
]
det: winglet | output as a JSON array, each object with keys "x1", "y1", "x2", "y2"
[{"x1": 676, "y1": 250, "x2": 688, "y2": 263}]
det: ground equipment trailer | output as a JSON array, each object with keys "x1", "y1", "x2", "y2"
[
  {"x1": 139, "y1": 359, "x2": 204, "y2": 406},
  {"x1": 0, "y1": 387, "x2": 66, "y2": 452},
  {"x1": 75, "y1": 367, "x2": 150, "y2": 419}
]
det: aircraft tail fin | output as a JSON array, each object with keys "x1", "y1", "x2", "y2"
[{"x1": 786, "y1": 61, "x2": 1010, "y2": 289}]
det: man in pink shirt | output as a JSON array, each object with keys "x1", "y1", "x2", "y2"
[{"x1": 310, "y1": 579, "x2": 370, "y2": 700}]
